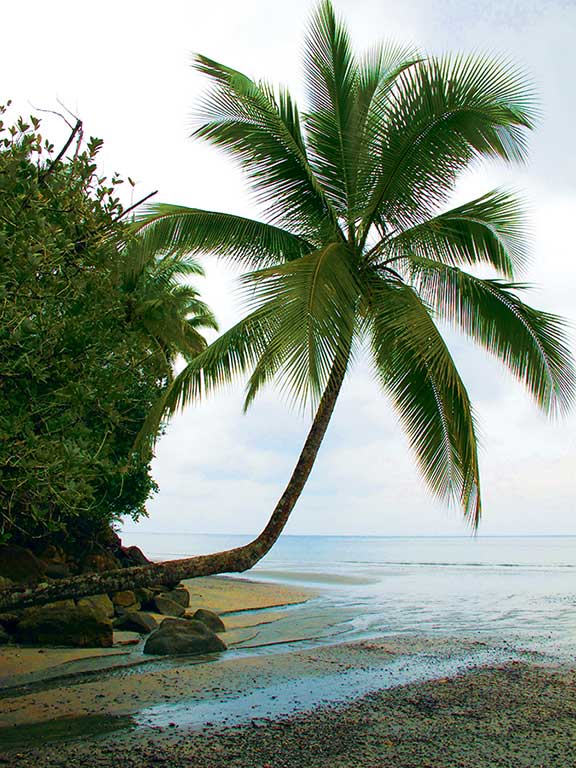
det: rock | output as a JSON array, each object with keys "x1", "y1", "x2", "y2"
[
  {"x1": 118, "y1": 546, "x2": 150, "y2": 566},
  {"x1": 0, "y1": 545, "x2": 46, "y2": 584},
  {"x1": 113, "y1": 631, "x2": 141, "y2": 646},
  {"x1": 114, "y1": 611, "x2": 158, "y2": 634},
  {"x1": 153, "y1": 595, "x2": 186, "y2": 617},
  {"x1": 160, "y1": 588, "x2": 190, "y2": 608},
  {"x1": 38, "y1": 545, "x2": 71, "y2": 577},
  {"x1": 134, "y1": 587, "x2": 155, "y2": 605},
  {"x1": 77, "y1": 594, "x2": 115, "y2": 619},
  {"x1": 0, "y1": 625, "x2": 11, "y2": 645},
  {"x1": 192, "y1": 608, "x2": 226, "y2": 633},
  {"x1": 15, "y1": 601, "x2": 113, "y2": 647},
  {"x1": 81, "y1": 552, "x2": 122, "y2": 574},
  {"x1": 143, "y1": 619, "x2": 227, "y2": 656},
  {"x1": 111, "y1": 590, "x2": 140, "y2": 609}
]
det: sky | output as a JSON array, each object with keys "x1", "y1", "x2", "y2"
[{"x1": 4, "y1": 0, "x2": 575, "y2": 538}]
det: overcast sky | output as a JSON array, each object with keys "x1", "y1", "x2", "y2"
[{"x1": 5, "y1": 0, "x2": 575, "y2": 539}]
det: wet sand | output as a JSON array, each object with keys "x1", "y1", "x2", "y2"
[{"x1": 1, "y1": 576, "x2": 575, "y2": 767}]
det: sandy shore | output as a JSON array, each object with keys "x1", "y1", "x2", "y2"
[
  {"x1": 0, "y1": 575, "x2": 313, "y2": 686},
  {"x1": 1, "y1": 575, "x2": 575, "y2": 767}
]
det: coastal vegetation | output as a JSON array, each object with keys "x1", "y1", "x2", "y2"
[
  {"x1": 0, "y1": 105, "x2": 215, "y2": 556},
  {"x1": 1, "y1": 0, "x2": 574, "y2": 612}
]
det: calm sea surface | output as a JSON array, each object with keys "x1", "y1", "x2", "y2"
[{"x1": 120, "y1": 533, "x2": 576, "y2": 658}]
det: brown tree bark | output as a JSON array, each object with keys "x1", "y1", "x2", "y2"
[{"x1": 0, "y1": 359, "x2": 347, "y2": 612}]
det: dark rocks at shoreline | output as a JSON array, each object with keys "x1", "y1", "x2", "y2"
[
  {"x1": 77, "y1": 594, "x2": 115, "y2": 618},
  {"x1": 152, "y1": 595, "x2": 186, "y2": 617},
  {"x1": 143, "y1": 618, "x2": 227, "y2": 656},
  {"x1": 192, "y1": 608, "x2": 226, "y2": 633},
  {"x1": 114, "y1": 611, "x2": 158, "y2": 634},
  {"x1": 162, "y1": 587, "x2": 190, "y2": 608},
  {"x1": 15, "y1": 601, "x2": 113, "y2": 647},
  {"x1": 0, "y1": 542, "x2": 228, "y2": 654}
]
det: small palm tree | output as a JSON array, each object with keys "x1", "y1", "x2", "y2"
[
  {"x1": 120, "y1": 240, "x2": 218, "y2": 370},
  {"x1": 3, "y1": 0, "x2": 573, "y2": 609}
]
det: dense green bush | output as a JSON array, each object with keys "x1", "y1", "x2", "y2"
[{"x1": 0, "y1": 105, "x2": 215, "y2": 547}]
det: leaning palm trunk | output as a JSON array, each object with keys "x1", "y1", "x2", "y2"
[{"x1": 0, "y1": 361, "x2": 346, "y2": 611}]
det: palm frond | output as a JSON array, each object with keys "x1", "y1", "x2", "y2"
[
  {"x1": 409, "y1": 257, "x2": 576, "y2": 416},
  {"x1": 351, "y1": 42, "x2": 422, "y2": 218},
  {"x1": 382, "y1": 189, "x2": 528, "y2": 277},
  {"x1": 303, "y1": 0, "x2": 358, "y2": 219},
  {"x1": 240, "y1": 241, "x2": 360, "y2": 410},
  {"x1": 193, "y1": 54, "x2": 338, "y2": 235},
  {"x1": 135, "y1": 309, "x2": 277, "y2": 453},
  {"x1": 367, "y1": 275, "x2": 481, "y2": 525},
  {"x1": 132, "y1": 204, "x2": 313, "y2": 269},
  {"x1": 361, "y1": 53, "x2": 536, "y2": 239}
]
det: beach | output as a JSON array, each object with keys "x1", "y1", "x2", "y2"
[{"x1": 1, "y1": 569, "x2": 575, "y2": 767}]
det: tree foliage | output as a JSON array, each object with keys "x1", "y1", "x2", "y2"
[{"x1": 0, "y1": 105, "x2": 215, "y2": 546}]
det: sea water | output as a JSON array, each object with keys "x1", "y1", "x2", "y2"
[{"x1": 120, "y1": 533, "x2": 576, "y2": 658}]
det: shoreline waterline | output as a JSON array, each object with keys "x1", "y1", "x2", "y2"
[{"x1": 2, "y1": 541, "x2": 576, "y2": 765}]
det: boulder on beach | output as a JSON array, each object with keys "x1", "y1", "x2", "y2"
[
  {"x1": 191, "y1": 608, "x2": 226, "y2": 633},
  {"x1": 111, "y1": 590, "x2": 140, "y2": 610},
  {"x1": 77, "y1": 593, "x2": 115, "y2": 619},
  {"x1": 38, "y1": 545, "x2": 71, "y2": 579},
  {"x1": 115, "y1": 611, "x2": 158, "y2": 634},
  {"x1": 118, "y1": 545, "x2": 150, "y2": 566},
  {"x1": 143, "y1": 618, "x2": 227, "y2": 656},
  {"x1": 81, "y1": 551, "x2": 123, "y2": 574},
  {"x1": 161, "y1": 587, "x2": 190, "y2": 608},
  {"x1": 153, "y1": 595, "x2": 186, "y2": 617},
  {"x1": 15, "y1": 600, "x2": 113, "y2": 647},
  {"x1": 0, "y1": 612, "x2": 21, "y2": 633}
]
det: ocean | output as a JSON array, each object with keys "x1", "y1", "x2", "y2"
[{"x1": 120, "y1": 532, "x2": 576, "y2": 658}]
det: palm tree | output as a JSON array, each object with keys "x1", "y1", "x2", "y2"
[
  {"x1": 3, "y1": 0, "x2": 573, "y2": 610},
  {"x1": 120, "y1": 239, "x2": 218, "y2": 370}
]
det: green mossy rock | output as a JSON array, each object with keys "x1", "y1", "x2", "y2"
[
  {"x1": 77, "y1": 594, "x2": 115, "y2": 619},
  {"x1": 111, "y1": 590, "x2": 140, "y2": 609},
  {"x1": 15, "y1": 600, "x2": 113, "y2": 647}
]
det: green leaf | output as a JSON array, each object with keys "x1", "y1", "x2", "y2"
[
  {"x1": 133, "y1": 203, "x2": 313, "y2": 269},
  {"x1": 367, "y1": 275, "x2": 481, "y2": 524},
  {"x1": 361, "y1": 53, "x2": 536, "y2": 238},
  {"x1": 383, "y1": 189, "x2": 529, "y2": 278},
  {"x1": 409, "y1": 258, "x2": 576, "y2": 416}
]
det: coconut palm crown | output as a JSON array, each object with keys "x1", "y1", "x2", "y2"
[{"x1": 135, "y1": 0, "x2": 574, "y2": 531}]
